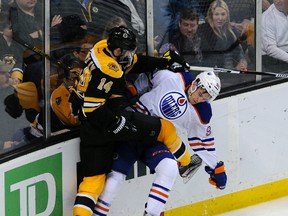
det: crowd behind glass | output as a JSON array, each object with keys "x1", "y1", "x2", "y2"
[{"x1": 1, "y1": 0, "x2": 287, "y2": 154}]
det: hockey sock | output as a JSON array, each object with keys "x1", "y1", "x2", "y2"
[
  {"x1": 94, "y1": 171, "x2": 126, "y2": 216},
  {"x1": 145, "y1": 158, "x2": 178, "y2": 215},
  {"x1": 73, "y1": 174, "x2": 106, "y2": 216},
  {"x1": 158, "y1": 119, "x2": 191, "y2": 166}
]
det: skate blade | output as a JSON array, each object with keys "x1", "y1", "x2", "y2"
[{"x1": 182, "y1": 165, "x2": 201, "y2": 184}]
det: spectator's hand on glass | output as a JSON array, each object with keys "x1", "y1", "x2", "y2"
[
  {"x1": 9, "y1": 77, "x2": 21, "y2": 85},
  {"x1": 154, "y1": 35, "x2": 161, "y2": 48},
  {"x1": 231, "y1": 19, "x2": 250, "y2": 36},
  {"x1": 235, "y1": 59, "x2": 248, "y2": 71},
  {"x1": 30, "y1": 30, "x2": 42, "y2": 38},
  {"x1": 51, "y1": 15, "x2": 62, "y2": 27}
]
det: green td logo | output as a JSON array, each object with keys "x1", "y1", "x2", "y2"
[{"x1": 5, "y1": 153, "x2": 62, "y2": 216}]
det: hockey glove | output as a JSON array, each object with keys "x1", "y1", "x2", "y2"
[
  {"x1": 69, "y1": 88, "x2": 83, "y2": 116},
  {"x1": 205, "y1": 161, "x2": 227, "y2": 190},
  {"x1": 108, "y1": 115, "x2": 137, "y2": 135},
  {"x1": 4, "y1": 93, "x2": 23, "y2": 118},
  {"x1": 25, "y1": 108, "x2": 39, "y2": 123},
  {"x1": 69, "y1": 88, "x2": 83, "y2": 106},
  {"x1": 162, "y1": 49, "x2": 190, "y2": 69}
]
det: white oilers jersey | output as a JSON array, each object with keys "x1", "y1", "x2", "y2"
[{"x1": 134, "y1": 70, "x2": 218, "y2": 168}]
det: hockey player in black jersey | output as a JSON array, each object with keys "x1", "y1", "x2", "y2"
[{"x1": 73, "y1": 26, "x2": 192, "y2": 216}]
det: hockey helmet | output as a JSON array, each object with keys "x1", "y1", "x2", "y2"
[
  {"x1": 107, "y1": 26, "x2": 137, "y2": 52},
  {"x1": 194, "y1": 71, "x2": 221, "y2": 102}
]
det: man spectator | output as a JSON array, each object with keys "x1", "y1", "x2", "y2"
[
  {"x1": 262, "y1": 0, "x2": 288, "y2": 73},
  {"x1": 168, "y1": 8, "x2": 202, "y2": 66}
]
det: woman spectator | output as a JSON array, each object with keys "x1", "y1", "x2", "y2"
[{"x1": 198, "y1": 0, "x2": 247, "y2": 71}]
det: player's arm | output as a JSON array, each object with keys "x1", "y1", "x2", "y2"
[
  {"x1": 128, "y1": 49, "x2": 189, "y2": 74},
  {"x1": 127, "y1": 54, "x2": 168, "y2": 74},
  {"x1": 188, "y1": 102, "x2": 227, "y2": 189}
]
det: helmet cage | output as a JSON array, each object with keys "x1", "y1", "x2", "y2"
[{"x1": 195, "y1": 71, "x2": 221, "y2": 102}]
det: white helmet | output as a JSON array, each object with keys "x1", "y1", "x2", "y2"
[{"x1": 195, "y1": 71, "x2": 221, "y2": 102}]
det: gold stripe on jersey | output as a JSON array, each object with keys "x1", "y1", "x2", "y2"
[
  {"x1": 109, "y1": 94, "x2": 124, "y2": 99},
  {"x1": 77, "y1": 67, "x2": 91, "y2": 94},
  {"x1": 83, "y1": 97, "x2": 105, "y2": 112},
  {"x1": 90, "y1": 40, "x2": 123, "y2": 79}
]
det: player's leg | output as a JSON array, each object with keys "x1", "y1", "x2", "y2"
[
  {"x1": 94, "y1": 142, "x2": 139, "y2": 216},
  {"x1": 157, "y1": 118, "x2": 190, "y2": 166},
  {"x1": 142, "y1": 143, "x2": 179, "y2": 216},
  {"x1": 73, "y1": 122, "x2": 114, "y2": 216},
  {"x1": 121, "y1": 111, "x2": 191, "y2": 166}
]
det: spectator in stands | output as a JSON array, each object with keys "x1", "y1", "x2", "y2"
[
  {"x1": 9, "y1": 0, "x2": 62, "y2": 66},
  {"x1": 3, "y1": 53, "x2": 82, "y2": 144},
  {"x1": 262, "y1": 0, "x2": 288, "y2": 73},
  {"x1": 153, "y1": 0, "x2": 206, "y2": 50},
  {"x1": 223, "y1": 0, "x2": 256, "y2": 69},
  {"x1": 167, "y1": 8, "x2": 202, "y2": 66},
  {"x1": 52, "y1": 0, "x2": 133, "y2": 41},
  {"x1": 9, "y1": 0, "x2": 60, "y2": 45},
  {"x1": 0, "y1": 57, "x2": 16, "y2": 88},
  {"x1": 102, "y1": 16, "x2": 128, "y2": 39},
  {"x1": 119, "y1": 0, "x2": 146, "y2": 52},
  {"x1": 119, "y1": 0, "x2": 145, "y2": 36},
  {"x1": 263, "y1": 0, "x2": 273, "y2": 12},
  {"x1": 198, "y1": 0, "x2": 247, "y2": 71},
  {"x1": 0, "y1": 11, "x2": 25, "y2": 83},
  {"x1": 226, "y1": 0, "x2": 255, "y2": 25}
]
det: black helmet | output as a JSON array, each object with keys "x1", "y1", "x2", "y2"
[{"x1": 107, "y1": 26, "x2": 137, "y2": 52}]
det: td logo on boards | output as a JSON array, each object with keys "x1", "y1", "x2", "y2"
[{"x1": 5, "y1": 153, "x2": 62, "y2": 216}]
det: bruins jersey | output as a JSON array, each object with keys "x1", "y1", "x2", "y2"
[
  {"x1": 76, "y1": 40, "x2": 136, "y2": 129},
  {"x1": 76, "y1": 39, "x2": 170, "y2": 129}
]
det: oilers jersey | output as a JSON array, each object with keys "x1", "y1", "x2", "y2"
[{"x1": 133, "y1": 70, "x2": 218, "y2": 168}]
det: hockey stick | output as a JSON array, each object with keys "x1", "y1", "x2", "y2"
[
  {"x1": 9, "y1": 6, "x2": 72, "y2": 71},
  {"x1": 189, "y1": 66, "x2": 288, "y2": 79},
  {"x1": 13, "y1": 35, "x2": 72, "y2": 71}
]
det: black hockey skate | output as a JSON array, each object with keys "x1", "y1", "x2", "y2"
[{"x1": 179, "y1": 154, "x2": 202, "y2": 184}]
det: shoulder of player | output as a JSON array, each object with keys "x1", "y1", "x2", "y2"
[
  {"x1": 154, "y1": 69, "x2": 182, "y2": 81},
  {"x1": 90, "y1": 40, "x2": 123, "y2": 79},
  {"x1": 192, "y1": 102, "x2": 212, "y2": 124}
]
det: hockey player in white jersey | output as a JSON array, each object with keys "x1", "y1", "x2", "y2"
[
  {"x1": 134, "y1": 70, "x2": 221, "y2": 170},
  {"x1": 94, "y1": 69, "x2": 227, "y2": 216}
]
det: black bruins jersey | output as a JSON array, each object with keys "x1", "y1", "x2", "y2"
[{"x1": 76, "y1": 39, "x2": 169, "y2": 130}]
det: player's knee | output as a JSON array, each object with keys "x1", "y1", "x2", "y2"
[
  {"x1": 73, "y1": 174, "x2": 106, "y2": 216},
  {"x1": 173, "y1": 142, "x2": 191, "y2": 166},
  {"x1": 155, "y1": 158, "x2": 178, "y2": 180},
  {"x1": 158, "y1": 119, "x2": 178, "y2": 146},
  {"x1": 108, "y1": 170, "x2": 126, "y2": 183}
]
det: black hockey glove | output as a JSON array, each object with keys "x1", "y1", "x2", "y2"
[
  {"x1": 205, "y1": 161, "x2": 227, "y2": 190},
  {"x1": 69, "y1": 87, "x2": 83, "y2": 116},
  {"x1": 108, "y1": 115, "x2": 137, "y2": 135},
  {"x1": 4, "y1": 93, "x2": 23, "y2": 118},
  {"x1": 25, "y1": 108, "x2": 39, "y2": 123},
  {"x1": 162, "y1": 49, "x2": 190, "y2": 69}
]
